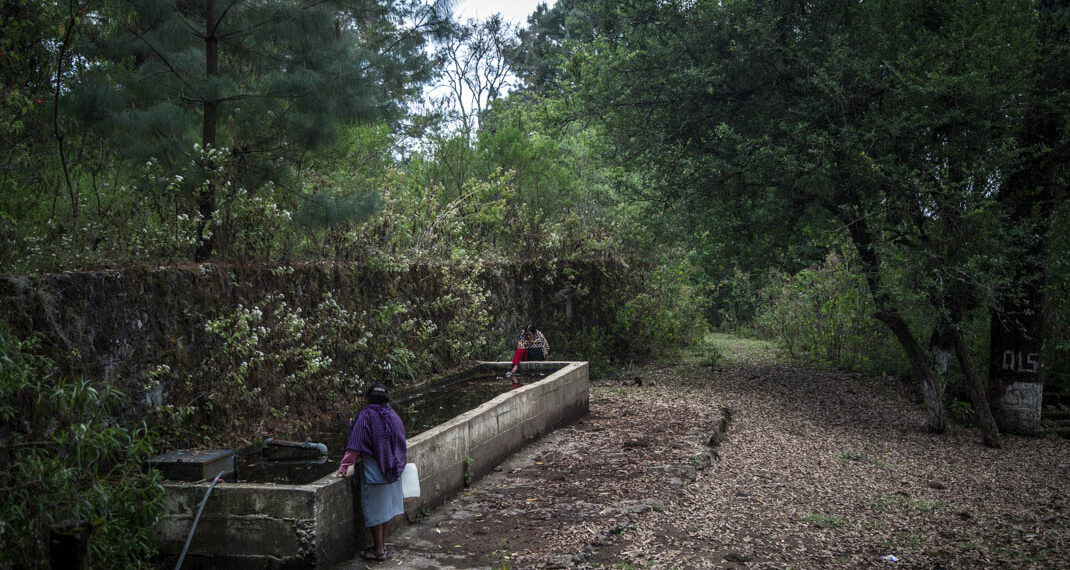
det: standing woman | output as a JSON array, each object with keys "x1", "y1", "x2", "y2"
[
  {"x1": 506, "y1": 324, "x2": 549, "y2": 387},
  {"x1": 336, "y1": 383, "x2": 407, "y2": 562}
]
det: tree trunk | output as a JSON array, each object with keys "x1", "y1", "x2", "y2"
[
  {"x1": 876, "y1": 309, "x2": 947, "y2": 433},
  {"x1": 987, "y1": 0, "x2": 1068, "y2": 434},
  {"x1": 988, "y1": 286, "x2": 1047, "y2": 434},
  {"x1": 53, "y1": 1, "x2": 80, "y2": 244},
  {"x1": 843, "y1": 211, "x2": 946, "y2": 432},
  {"x1": 951, "y1": 327, "x2": 1002, "y2": 448},
  {"x1": 929, "y1": 325, "x2": 955, "y2": 397},
  {"x1": 195, "y1": 0, "x2": 219, "y2": 262}
]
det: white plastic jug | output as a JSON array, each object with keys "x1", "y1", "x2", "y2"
[{"x1": 401, "y1": 463, "x2": 420, "y2": 498}]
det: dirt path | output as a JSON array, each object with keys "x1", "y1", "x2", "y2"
[{"x1": 334, "y1": 338, "x2": 1070, "y2": 569}]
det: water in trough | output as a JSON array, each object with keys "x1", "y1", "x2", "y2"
[{"x1": 235, "y1": 368, "x2": 550, "y2": 484}]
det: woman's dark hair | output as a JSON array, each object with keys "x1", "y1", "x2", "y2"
[
  {"x1": 525, "y1": 324, "x2": 538, "y2": 335},
  {"x1": 365, "y1": 382, "x2": 390, "y2": 405}
]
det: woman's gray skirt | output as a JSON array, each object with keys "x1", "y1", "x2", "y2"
[{"x1": 361, "y1": 457, "x2": 404, "y2": 527}]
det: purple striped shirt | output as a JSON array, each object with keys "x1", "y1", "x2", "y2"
[{"x1": 345, "y1": 403, "x2": 407, "y2": 482}]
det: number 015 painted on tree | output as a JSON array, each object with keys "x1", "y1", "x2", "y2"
[{"x1": 1002, "y1": 351, "x2": 1040, "y2": 373}]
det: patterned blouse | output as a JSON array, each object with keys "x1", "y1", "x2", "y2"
[{"x1": 519, "y1": 330, "x2": 549, "y2": 357}]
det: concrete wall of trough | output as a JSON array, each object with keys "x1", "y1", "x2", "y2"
[
  {"x1": 155, "y1": 474, "x2": 354, "y2": 570},
  {"x1": 154, "y1": 360, "x2": 588, "y2": 569},
  {"x1": 406, "y1": 361, "x2": 589, "y2": 513}
]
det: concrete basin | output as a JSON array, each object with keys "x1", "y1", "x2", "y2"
[{"x1": 154, "y1": 360, "x2": 588, "y2": 569}]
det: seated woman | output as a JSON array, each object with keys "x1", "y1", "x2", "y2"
[{"x1": 506, "y1": 325, "x2": 549, "y2": 387}]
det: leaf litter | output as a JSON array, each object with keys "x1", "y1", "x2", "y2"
[{"x1": 346, "y1": 349, "x2": 1070, "y2": 570}]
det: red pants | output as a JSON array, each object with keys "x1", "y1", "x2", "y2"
[{"x1": 511, "y1": 348, "x2": 528, "y2": 367}]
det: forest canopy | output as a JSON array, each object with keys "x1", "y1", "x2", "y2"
[
  {"x1": 3, "y1": 0, "x2": 1068, "y2": 420},
  {"x1": 2, "y1": 0, "x2": 1069, "y2": 566}
]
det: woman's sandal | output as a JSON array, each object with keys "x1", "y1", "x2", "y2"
[{"x1": 359, "y1": 549, "x2": 386, "y2": 561}]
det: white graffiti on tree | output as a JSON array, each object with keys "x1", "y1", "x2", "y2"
[{"x1": 1001, "y1": 350, "x2": 1040, "y2": 373}]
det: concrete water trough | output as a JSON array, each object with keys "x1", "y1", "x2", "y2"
[{"x1": 154, "y1": 360, "x2": 588, "y2": 569}]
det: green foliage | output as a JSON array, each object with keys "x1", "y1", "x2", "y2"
[
  {"x1": 5, "y1": 0, "x2": 704, "y2": 465},
  {"x1": 702, "y1": 266, "x2": 762, "y2": 333},
  {"x1": 801, "y1": 513, "x2": 845, "y2": 529},
  {"x1": 148, "y1": 262, "x2": 498, "y2": 443},
  {"x1": 392, "y1": 94, "x2": 706, "y2": 376},
  {"x1": 0, "y1": 330, "x2": 165, "y2": 569},
  {"x1": 2, "y1": 140, "x2": 388, "y2": 272},
  {"x1": 1047, "y1": 203, "x2": 1070, "y2": 388},
  {"x1": 4, "y1": 149, "x2": 279, "y2": 271},
  {"x1": 173, "y1": 255, "x2": 692, "y2": 439},
  {"x1": 492, "y1": 538, "x2": 513, "y2": 570},
  {"x1": 564, "y1": 0, "x2": 1068, "y2": 422},
  {"x1": 755, "y1": 252, "x2": 906, "y2": 376},
  {"x1": 611, "y1": 258, "x2": 701, "y2": 361},
  {"x1": 703, "y1": 333, "x2": 780, "y2": 367},
  {"x1": 949, "y1": 400, "x2": 976, "y2": 427},
  {"x1": 196, "y1": 291, "x2": 341, "y2": 434},
  {"x1": 0, "y1": 0, "x2": 55, "y2": 179},
  {"x1": 0, "y1": 0, "x2": 445, "y2": 266},
  {"x1": 510, "y1": 0, "x2": 600, "y2": 93}
]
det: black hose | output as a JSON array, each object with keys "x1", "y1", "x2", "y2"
[{"x1": 173, "y1": 471, "x2": 226, "y2": 570}]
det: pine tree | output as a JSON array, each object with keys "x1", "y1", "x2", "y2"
[{"x1": 73, "y1": 0, "x2": 446, "y2": 259}]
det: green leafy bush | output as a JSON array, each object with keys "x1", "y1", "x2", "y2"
[
  {"x1": 612, "y1": 260, "x2": 701, "y2": 362},
  {"x1": 140, "y1": 261, "x2": 500, "y2": 444},
  {"x1": 0, "y1": 330, "x2": 165, "y2": 569},
  {"x1": 1046, "y1": 205, "x2": 1070, "y2": 395},
  {"x1": 755, "y1": 252, "x2": 906, "y2": 376}
]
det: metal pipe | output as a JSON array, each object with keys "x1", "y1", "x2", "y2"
[{"x1": 263, "y1": 437, "x2": 328, "y2": 455}]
